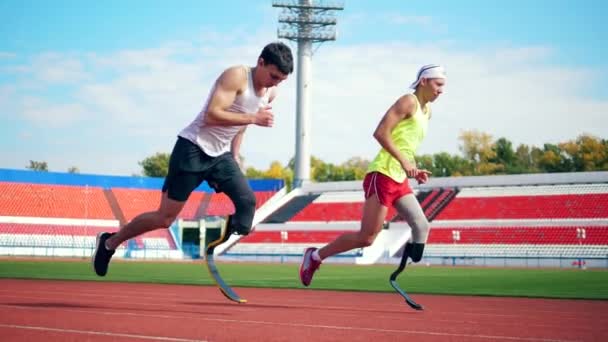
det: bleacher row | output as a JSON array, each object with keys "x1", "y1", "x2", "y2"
[
  {"x1": 0, "y1": 182, "x2": 276, "y2": 220},
  {"x1": 0, "y1": 223, "x2": 176, "y2": 249},
  {"x1": 229, "y1": 183, "x2": 608, "y2": 260},
  {"x1": 238, "y1": 226, "x2": 608, "y2": 245},
  {"x1": 1, "y1": 171, "x2": 608, "y2": 265},
  {"x1": 0, "y1": 181, "x2": 276, "y2": 252}
]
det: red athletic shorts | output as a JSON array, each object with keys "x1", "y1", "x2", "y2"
[{"x1": 363, "y1": 171, "x2": 413, "y2": 207}]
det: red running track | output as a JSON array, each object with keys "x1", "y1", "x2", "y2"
[{"x1": 0, "y1": 279, "x2": 606, "y2": 342}]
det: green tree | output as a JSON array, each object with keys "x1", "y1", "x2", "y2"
[
  {"x1": 458, "y1": 130, "x2": 500, "y2": 175},
  {"x1": 603, "y1": 138, "x2": 608, "y2": 169},
  {"x1": 288, "y1": 155, "x2": 329, "y2": 181},
  {"x1": 514, "y1": 144, "x2": 539, "y2": 173},
  {"x1": 137, "y1": 133, "x2": 607, "y2": 184},
  {"x1": 264, "y1": 161, "x2": 287, "y2": 179},
  {"x1": 537, "y1": 144, "x2": 573, "y2": 173},
  {"x1": 139, "y1": 152, "x2": 170, "y2": 177},
  {"x1": 342, "y1": 157, "x2": 369, "y2": 180},
  {"x1": 289, "y1": 156, "x2": 366, "y2": 182},
  {"x1": 434, "y1": 152, "x2": 474, "y2": 176},
  {"x1": 492, "y1": 138, "x2": 516, "y2": 164},
  {"x1": 458, "y1": 129, "x2": 496, "y2": 163},
  {"x1": 559, "y1": 134, "x2": 607, "y2": 171},
  {"x1": 245, "y1": 167, "x2": 265, "y2": 179},
  {"x1": 415, "y1": 154, "x2": 435, "y2": 174},
  {"x1": 26, "y1": 160, "x2": 48, "y2": 172},
  {"x1": 67, "y1": 166, "x2": 79, "y2": 173},
  {"x1": 246, "y1": 161, "x2": 294, "y2": 189}
]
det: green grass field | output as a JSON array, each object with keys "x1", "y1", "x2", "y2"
[{"x1": 1, "y1": 259, "x2": 607, "y2": 300}]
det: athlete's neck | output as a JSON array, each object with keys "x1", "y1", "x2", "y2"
[
  {"x1": 250, "y1": 66, "x2": 265, "y2": 93},
  {"x1": 413, "y1": 91, "x2": 430, "y2": 110}
]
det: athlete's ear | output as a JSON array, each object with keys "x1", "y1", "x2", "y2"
[{"x1": 257, "y1": 57, "x2": 265, "y2": 67}]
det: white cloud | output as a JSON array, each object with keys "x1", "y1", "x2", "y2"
[
  {"x1": 0, "y1": 86, "x2": 14, "y2": 108},
  {"x1": 307, "y1": 42, "x2": 607, "y2": 163},
  {"x1": 0, "y1": 52, "x2": 16, "y2": 58},
  {"x1": 19, "y1": 96, "x2": 88, "y2": 127},
  {"x1": 2, "y1": 30, "x2": 607, "y2": 175},
  {"x1": 388, "y1": 14, "x2": 433, "y2": 27},
  {"x1": 339, "y1": 12, "x2": 445, "y2": 38},
  {"x1": 7, "y1": 53, "x2": 90, "y2": 84}
]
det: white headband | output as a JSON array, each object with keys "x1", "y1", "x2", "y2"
[{"x1": 409, "y1": 64, "x2": 446, "y2": 89}]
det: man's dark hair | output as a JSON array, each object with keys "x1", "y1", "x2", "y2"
[{"x1": 260, "y1": 42, "x2": 294, "y2": 74}]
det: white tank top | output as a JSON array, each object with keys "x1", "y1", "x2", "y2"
[{"x1": 179, "y1": 67, "x2": 271, "y2": 156}]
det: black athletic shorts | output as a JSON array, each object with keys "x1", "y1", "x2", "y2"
[{"x1": 162, "y1": 136, "x2": 251, "y2": 202}]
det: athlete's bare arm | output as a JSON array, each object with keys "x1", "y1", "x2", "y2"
[
  {"x1": 204, "y1": 66, "x2": 274, "y2": 127},
  {"x1": 231, "y1": 126, "x2": 247, "y2": 164}
]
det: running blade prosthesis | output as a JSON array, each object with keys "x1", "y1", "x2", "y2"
[
  {"x1": 389, "y1": 247, "x2": 423, "y2": 310},
  {"x1": 205, "y1": 218, "x2": 247, "y2": 303}
]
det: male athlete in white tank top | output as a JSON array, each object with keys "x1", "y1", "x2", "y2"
[
  {"x1": 180, "y1": 66, "x2": 275, "y2": 158},
  {"x1": 93, "y1": 43, "x2": 294, "y2": 279}
]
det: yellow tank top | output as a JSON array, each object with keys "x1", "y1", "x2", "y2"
[{"x1": 367, "y1": 94, "x2": 430, "y2": 183}]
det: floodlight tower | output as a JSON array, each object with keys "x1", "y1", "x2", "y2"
[{"x1": 272, "y1": 0, "x2": 344, "y2": 188}]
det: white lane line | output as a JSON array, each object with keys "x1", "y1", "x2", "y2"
[
  {"x1": 0, "y1": 288, "x2": 601, "y2": 321},
  {"x1": 0, "y1": 293, "x2": 596, "y2": 332},
  {"x1": 0, "y1": 304, "x2": 579, "y2": 342},
  {"x1": 0, "y1": 323, "x2": 206, "y2": 342}
]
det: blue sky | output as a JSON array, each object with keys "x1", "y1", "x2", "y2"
[{"x1": 1, "y1": 0, "x2": 607, "y2": 175}]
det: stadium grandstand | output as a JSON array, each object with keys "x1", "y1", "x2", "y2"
[
  {"x1": 221, "y1": 171, "x2": 608, "y2": 268},
  {"x1": 1, "y1": 168, "x2": 607, "y2": 268},
  {"x1": 0, "y1": 168, "x2": 284, "y2": 260}
]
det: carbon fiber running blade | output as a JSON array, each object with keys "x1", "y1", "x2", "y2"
[
  {"x1": 204, "y1": 217, "x2": 247, "y2": 304},
  {"x1": 205, "y1": 251, "x2": 247, "y2": 303},
  {"x1": 390, "y1": 279, "x2": 423, "y2": 310}
]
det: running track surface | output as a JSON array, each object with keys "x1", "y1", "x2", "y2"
[{"x1": 0, "y1": 279, "x2": 606, "y2": 342}]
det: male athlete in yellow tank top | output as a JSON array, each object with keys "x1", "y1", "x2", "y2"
[{"x1": 300, "y1": 65, "x2": 447, "y2": 306}]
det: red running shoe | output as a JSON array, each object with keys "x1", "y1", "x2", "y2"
[{"x1": 299, "y1": 247, "x2": 322, "y2": 286}]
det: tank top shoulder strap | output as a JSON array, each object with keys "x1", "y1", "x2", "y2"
[{"x1": 407, "y1": 93, "x2": 420, "y2": 115}]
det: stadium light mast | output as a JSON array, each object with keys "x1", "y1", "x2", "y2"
[{"x1": 272, "y1": 0, "x2": 344, "y2": 188}]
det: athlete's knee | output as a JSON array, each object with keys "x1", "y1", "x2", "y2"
[
  {"x1": 394, "y1": 194, "x2": 430, "y2": 243},
  {"x1": 410, "y1": 217, "x2": 430, "y2": 243},
  {"x1": 157, "y1": 211, "x2": 178, "y2": 228},
  {"x1": 235, "y1": 190, "x2": 256, "y2": 212},
  {"x1": 160, "y1": 216, "x2": 177, "y2": 228},
  {"x1": 356, "y1": 233, "x2": 376, "y2": 247},
  {"x1": 405, "y1": 242, "x2": 426, "y2": 263}
]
